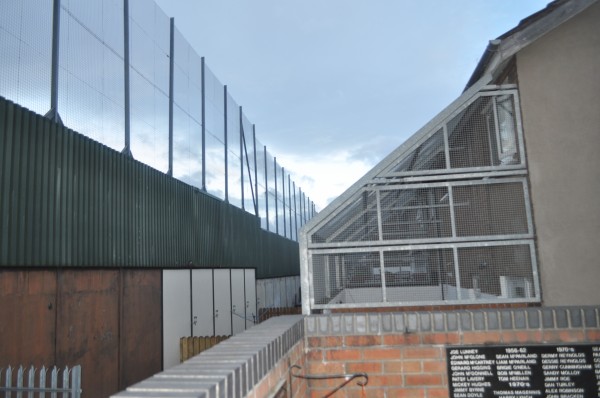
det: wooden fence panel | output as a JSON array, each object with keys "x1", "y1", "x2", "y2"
[{"x1": 179, "y1": 336, "x2": 230, "y2": 362}]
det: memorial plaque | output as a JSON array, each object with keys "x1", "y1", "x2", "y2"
[{"x1": 447, "y1": 344, "x2": 600, "y2": 397}]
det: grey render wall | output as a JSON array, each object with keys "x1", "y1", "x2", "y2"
[{"x1": 517, "y1": 2, "x2": 600, "y2": 306}]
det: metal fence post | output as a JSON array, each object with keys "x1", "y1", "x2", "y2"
[
  {"x1": 288, "y1": 174, "x2": 292, "y2": 239},
  {"x1": 282, "y1": 166, "x2": 286, "y2": 238},
  {"x1": 167, "y1": 17, "x2": 174, "y2": 176},
  {"x1": 253, "y1": 125, "x2": 259, "y2": 218},
  {"x1": 239, "y1": 106, "x2": 244, "y2": 210},
  {"x1": 274, "y1": 156, "x2": 279, "y2": 235},
  {"x1": 224, "y1": 85, "x2": 229, "y2": 202},
  {"x1": 264, "y1": 145, "x2": 269, "y2": 231},
  {"x1": 122, "y1": 0, "x2": 132, "y2": 157},
  {"x1": 201, "y1": 57, "x2": 206, "y2": 191},
  {"x1": 45, "y1": 0, "x2": 62, "y2": 124}
]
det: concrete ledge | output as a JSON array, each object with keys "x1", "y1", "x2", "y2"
[
  {"x1": 305, "y1": 306, "x2": 600, "y2": 335},
  {"x1": 112, "y1": 315, "x2": 304, "y2": 398}
]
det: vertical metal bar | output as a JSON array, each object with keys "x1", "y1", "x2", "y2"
[
  {"x1": 122, "y1": 0, "x2": 131, "y2": 156},
  {"x1": 380, "y1": 250, "x2": 387, "y2": 302},
  {"x1": 529, "y1": 241, "x2": 541, "y2": 299},
  {"x1": 492, "y1": 96, "x2": 502, "y2": 162},
  {"x1": 264, "y1": 146, "x2": 269, "y2": 231},
  {"x1": 293, "y1": 182, "x2": 298, "y2": 239},
  {"x1": 298, "y1": 188, "x2": 303, "y2": 227},
  {"x1": 522, "y1": 179, "x2": 535, "y2": 236},
  {"x1": 376, "y1": 190, "x2": 383, "y2": 241},
  {"x1": 167, "y1": 18, "x2": 174, "y2": 176},
  {"x1": 253, "y1": 125, "x2": 258, "y2": 217},
  {"x1": 239, "y1": 107, "x2": 244, "y2": 210},
  {"x1": 452, "y1": 247, "x2": 462, "y2": 300},
  {"x1": 72, "y1": 366, "x2": 81, "y2": 398},
  {"x1": 512, "y1": 91, "x2": 527, "y2": 167},
  {"x1": 448, "y1": 185, "x2": 457, "y2": 238},
  {"x1": 443, "y1": 124, "x2": 450, "y2": 170},
  {"x1": 282, "y1": 166, "x2": 286, "y2": 238},
  {"x1": 288, "y1": 174, "x2": 292, "y2": 239},
  {"x1": 224, "y1": 86, "x2": 228, "y2": 202},
  {"x1": 274, "y1": 157, "x2": 279, "y2": 234},
  {"x1": 27, "y1": 366, "x2": 35, "y2": 398},
  {"x1": 201, "y1": 57, "x2": 206, "y2": 190},
  {"x1": 45, "y1": 0, "x2": 62, "y2": 124}
]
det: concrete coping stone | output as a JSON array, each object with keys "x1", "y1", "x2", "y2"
[
  {"x1": 304, "y1": 306, "x2": 600, "y2": 335},
  {"x1": 112, "y1": 315, "x2": 304, "y2": 398}
]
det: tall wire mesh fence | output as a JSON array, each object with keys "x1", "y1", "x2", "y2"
[{"x1": 0, "y1": 0, "x2": 316, "y2": 240}]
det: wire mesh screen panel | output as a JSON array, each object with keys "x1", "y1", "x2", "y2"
[
  {"x1": 129, "y1": 1, "x2": 169, "y2": 171},
  {"x1": 311, "y1": 252, "x2": 383, "y2": 305},
  {"x1": 311, "y1": 190, "x2": 378, "y2": 244},
  {"x1": 301, "y1": 86, "x2": 537, "y2": 312},
  {"x1": 59, "y1": 0, "x2": 125, "y2": 151},
  {"x1": 383, "y1": 248, "x2": 455, "y2": 303},
  {"x1": 380, "y1": 90, "x2": 523, "y2": 179},
  {"x1": 172, "y1": 28, "x2": 202, "y2": 188},
  {"x1": 241, "y1": 113, "x2": 255, "y2": 213},
  {"x1": 0, "y1": 0, "x2": 52, "y2": 116},
  {"x1": 276, "y1": 165, "x2": 287, "y2": 237},
  {"x1": 308, "y1": 242, "x2": 538, "y2": 309},
  {"x1": 205, "y1": 66, "x2": 226, "y2": 199},
  {"x1": 453, "y1": 181, "x2": 530, "y2": 238},
  {"x1": 456, "y1": 243, "x2": 535, "y2": 300},
  {"x1": 380, "y1": 186, "x2": 452, "y2": 241},
  {"x1": 256, "y1": 138, "x2": 268, "y2": 229},
  {"x1": 390, "y1": 128, "x2": 446, "y2": 173},
  {"x1": 226, "y1": 92, "x2": 242, "y2": 208},
  {"x1": 448, "y1": 93, "x2": 521, "y2": 169},
  {"x1": 266, "y1": 150, "x2": 278, "y2": 233}
]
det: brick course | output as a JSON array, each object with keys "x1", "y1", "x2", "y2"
[{"x1": 304, "y1": 306, "x2": 600, "y2": 398}]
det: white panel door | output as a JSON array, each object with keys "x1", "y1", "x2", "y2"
[
  {"x1": 244, "y1": 269, "x2": 257, "y2": 329},
  {"x1": 256, "y1": 279, "x2": 266, "y2": 314},
  {"x1": 213, "y1": 269, "x2": 232, "y2": 336},
  {"x1": 266, "y1": 279, "x2": 276, "y2": 307},
  {"x1": 162, "y1": 270, "x2": 191, "y2": 369},
  {"x1": 192, "y1": 269, "x2": 214, "y2": 337},
  {"x1": 286, "y1": 277, "x2": 294, "y2": 307},
  {"x1": 230, "y1": 269, "x2": 246, "y2": 335}
]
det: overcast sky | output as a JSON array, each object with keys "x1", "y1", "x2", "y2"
[{"x1": 153, "y1": 0, "x2": 549, "y2": 210}]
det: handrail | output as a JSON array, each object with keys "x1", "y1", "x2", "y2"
[{"x1": 289, "y1": 364, "x2": 368, "y2": 397}]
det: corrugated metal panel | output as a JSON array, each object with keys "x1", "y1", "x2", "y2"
[{"x1": 0, "y1": 96, "x2": 299, "y2": 276}]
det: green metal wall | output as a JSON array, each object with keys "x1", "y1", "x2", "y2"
[{"x1": 0, "y1": 96, "x2": 299, "y2": 278}]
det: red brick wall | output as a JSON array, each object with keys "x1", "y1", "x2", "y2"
[
  {"x1": 304, "y1": 317, "x2": 600, "y2": 397},
  {"x1": 246, "y1": 339, "x2": 307, "y2": 398}
]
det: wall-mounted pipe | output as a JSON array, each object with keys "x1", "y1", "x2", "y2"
[{"x1": 289, "y1": 364, "x2": 368, "y2": 397}]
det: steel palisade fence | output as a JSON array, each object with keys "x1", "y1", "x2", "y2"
[{"x1": 0, "y1": 365, "x2": 81, "y2": 398}]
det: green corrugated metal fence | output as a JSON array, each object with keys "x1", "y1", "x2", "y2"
[{"x1": 0, "y1": 96, "x2": 298, "y2": 278}]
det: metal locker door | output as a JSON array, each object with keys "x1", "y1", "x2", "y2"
[
  {"x1": 230, "y1": 269, "x2": 246, "y2": 335},
  {"x1": 213, "y1": 269, "x2": 232, "y2": 336},
  {"x1": 162, "y1": 270, "x2": 191, "y2": 369},
  {"x1": 286, "y1": 277, "x2": 294, "y2": 307},
  {"x1": 244, "y1": 269, "x2": 257, "y2": 329},
  {"x1": 256, "y1": 280, "x2": 265, "y2": 316},
  {"x1": 191, "y1": 269, "x2": 214, "y2": 337}
]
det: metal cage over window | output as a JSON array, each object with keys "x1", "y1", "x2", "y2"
[{"x1": 299, "y1": 84, "x2": 540, "y2": 313}]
